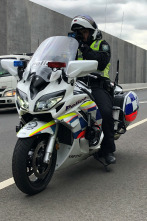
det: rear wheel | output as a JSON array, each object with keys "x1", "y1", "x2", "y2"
[{"x1": 12, "y1": 135, "x2": 57, "y2": 195}]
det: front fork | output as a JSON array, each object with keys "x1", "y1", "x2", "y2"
[{"x1": 43, "y1": 123, "x2": 59, "y2": 164}]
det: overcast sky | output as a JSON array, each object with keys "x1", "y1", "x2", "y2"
[{"x1": 30, "y1": 0, "x2": 147, "y2": 50}]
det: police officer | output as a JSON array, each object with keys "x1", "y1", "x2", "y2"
[{"x1": 71, "y1": 15, "x2": 116, "y2": 164}]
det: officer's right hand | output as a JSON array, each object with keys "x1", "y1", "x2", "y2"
[{"x1": 75, "y1": 32, "x2": 83, "y2": 42}]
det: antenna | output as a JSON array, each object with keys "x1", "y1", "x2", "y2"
[
  {"x1": 104, "y1": 0, "x2": 108, "y2": 32},
  {"x1": 120, "y1": 11, "x2": 124, "y2": 39},
  {"x1": 115, "y1": 60, "x2": 119, "y2": 85}
]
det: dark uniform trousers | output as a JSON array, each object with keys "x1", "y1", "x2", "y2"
[{"x1": 90, "y1": 80, "x2": 116, "y2": 154}]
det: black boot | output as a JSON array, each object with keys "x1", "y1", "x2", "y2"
[
  {"x1": 104, "y1": 153, "x2": 116, "y2": 164},
  {"x1": 98, "y1": 150, "x2": 116, "y2": 164}
]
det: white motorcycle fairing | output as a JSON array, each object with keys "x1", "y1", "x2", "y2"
[
  {"x1": 17, "y1": 120, "x2": 56, "y2": 138},
  {"x1": 17, "y1": 101, "x2": 103, "y2": 170}
]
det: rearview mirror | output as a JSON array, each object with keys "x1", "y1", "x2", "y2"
[{"x1": 66, "y1": 60, "x2": 98, "y2": 78}]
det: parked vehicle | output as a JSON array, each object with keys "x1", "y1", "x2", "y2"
[
  {"x1": 1, "y1": 36, "x2": 139, "y2": 195},
  {"x1": 0, "y1": 54, "x2": 32, "y2": 107}
]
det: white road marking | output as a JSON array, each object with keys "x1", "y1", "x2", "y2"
[
  {"x1": 139, "y1": 101, "x2": 147, "y2": 104},
  {"x1": 0, "y1": 177, "x2": 15, "y2": 190},
  {"x1": 0, "y1": 118, "x2": 147, "y2": 191},
  {"x1": 127, "y1": 118, "x2": 147, "y2": 130}
]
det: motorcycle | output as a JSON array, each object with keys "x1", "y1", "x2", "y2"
[{"x1": 1, "y1": 36, "x2": 139, "y2": 195}]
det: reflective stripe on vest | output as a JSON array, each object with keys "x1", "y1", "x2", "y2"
[{"x1": 78, "y1": 40, "x2": 110, "y2": 78}]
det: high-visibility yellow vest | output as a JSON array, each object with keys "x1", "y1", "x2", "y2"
[{"x1": 78, "y1": 40, "x2": 110, "y2": 79}]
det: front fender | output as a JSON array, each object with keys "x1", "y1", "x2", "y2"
[{"x1": 17, "y1": 120, "x2": 56, "y2": 138}]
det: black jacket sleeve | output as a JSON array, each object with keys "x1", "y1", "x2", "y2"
[{"x1": 80, "y1": 40, "x2": 111, "y2": 71}]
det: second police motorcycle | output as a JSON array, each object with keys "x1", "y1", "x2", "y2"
[{"x1": 1, "y1": 36, "x2": 139, "y2": 195}]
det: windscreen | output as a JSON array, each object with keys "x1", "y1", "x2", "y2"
[
  {"x1": 23, "y1": 36, "x2": 79, "y2": 81},
  {"x1": 0, "y1": 58, "x2": 12, "y2": 77}
]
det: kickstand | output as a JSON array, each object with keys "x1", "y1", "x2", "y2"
[{"x1": 97, "y1": 158, "x2": 110, "y2": 172}]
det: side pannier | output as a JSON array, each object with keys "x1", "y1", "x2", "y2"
[{"x1": 113, "y1": 91, "x2": 139, "y2": 140}]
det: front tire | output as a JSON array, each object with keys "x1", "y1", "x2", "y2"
[{"x1": 12, "y1": 135, "x2": 57, "y2": 195}]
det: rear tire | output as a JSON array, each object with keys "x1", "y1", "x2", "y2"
[{"x1": 12, "y1": 135, "x2": 57, "y2": 195}]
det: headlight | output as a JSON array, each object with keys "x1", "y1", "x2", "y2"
[
  {"x1": 34, "y1": 90, "x2": 65, "y2": 112},
  {"x1": 16, "y1": 89, "x2": 29, "y2": 110},
  {"x1": 4, "y1": 90, "x2": 16, "y2": 97},
  {"x1": 35, "y1": 96, "x2": 63, "y2": 112}
]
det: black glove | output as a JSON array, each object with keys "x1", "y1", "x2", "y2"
[
  {"x1": 75, "y1": 32, "x2": 83, "y2": 42},
  {"x1": 79, "y1": 41, "x2": 90, "y2": 53}
]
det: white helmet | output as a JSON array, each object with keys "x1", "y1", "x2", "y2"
[{"x1": 71, "y1": 15, "x2": 101, "y2": 42}]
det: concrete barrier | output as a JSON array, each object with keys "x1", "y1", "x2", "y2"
[{"x1": 120, "y1": 83, "x2": 147, "y2": 91}]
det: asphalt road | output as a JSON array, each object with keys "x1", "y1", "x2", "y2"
[{"x1": 0, "y1": 90, "x2": 147, "y2": 221}]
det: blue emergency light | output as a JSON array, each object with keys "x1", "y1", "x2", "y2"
[{"x1": 14, "y1": 60, "x2": 24, "y2": 67}]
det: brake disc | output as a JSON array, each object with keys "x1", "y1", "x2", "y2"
[{"x1": 32, "y1": 140, "x2": 52, "y2": 179}]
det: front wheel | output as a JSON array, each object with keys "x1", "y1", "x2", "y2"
[{"x1": 12, "y1": 135, "x2": 57, "y2": 195}]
